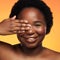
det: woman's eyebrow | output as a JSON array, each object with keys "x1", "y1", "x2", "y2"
[
  {"x1": 33, "y1": 20, "x2": 44, "y2": 23},
  {"x1": 33, "y1": 20, "x2": 46, "y2": 25}
]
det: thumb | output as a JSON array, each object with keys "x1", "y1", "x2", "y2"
[{"x1": 11, "y1": 15, "x2": 16, "y2": 20}]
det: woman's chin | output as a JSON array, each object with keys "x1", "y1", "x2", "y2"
[{"x1": 24, "y1": 43, "x2": 39, "y2": 49}]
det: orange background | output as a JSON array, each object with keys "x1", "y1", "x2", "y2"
[{"x1": 0, "y1": 0, "x2": 60, "y2": 52}]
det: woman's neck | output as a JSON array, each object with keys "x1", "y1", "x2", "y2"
[{"x1": 21, "y1": 44, "x2": 44, "y2": 56}]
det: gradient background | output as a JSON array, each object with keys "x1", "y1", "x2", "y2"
[{"x1": 0, "y1": 0, "x2": 60, "y2": 52}]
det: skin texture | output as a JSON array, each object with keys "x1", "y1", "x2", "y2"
[{"x1": 0, "y1": 7, "x2": 60, "y2": 60}]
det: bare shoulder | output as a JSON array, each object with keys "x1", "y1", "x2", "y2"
[
  {"x1": 0, "y1": 41, "x2": 22, "y2": 53},
  {"x1": 0, "y1": 41, "x2": 14, "y2": 53},
  {"x1": 0, "y1": 41, "x2": 13, "y2": 49},
  {"x1": 0, "y1": 41, "x2": 20, "y2": 60},
  {"x1": 44, "y1": 47, "x2": 60, "y2": 60}
]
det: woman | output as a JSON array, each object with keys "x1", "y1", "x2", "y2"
[{"x1": 0, "y1": 0, "x2": 60, "y2": 60}]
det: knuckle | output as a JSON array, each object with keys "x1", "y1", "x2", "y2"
[
  {"x1": 20, "y1": 20, "x2": 24, "y2": 23},
  {"x1": 15, "y1": 20, "x2": 19, "y2": 22},
  {"x1": 20, "y1": 27, "x2": 25, "y2": 30},
  {"x1": 21, "y1": 23, "x2": 26, "y2": 27},
  {"x1": 24, "y1": 20, "x2": 28, "y2": 23}
]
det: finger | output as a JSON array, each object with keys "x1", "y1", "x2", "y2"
[
  {"x1": 19, "y1": 22, "x2": 31, "y2": 27},
  {"x1": 11, "y1": 15, "x2": 16, "y2": 20},
  {"x1": 12, "y1": 30, "x2": 25, "y2": 34},
  {"x1": 11, "y1": 23, "x2": 22, "y2": 27},
  {"x1": 18, "y1": 30, "x2": 25, "y2": 33},
  {"x1": 14, "y1": 20, "x2": 28, "y2": 23},
  {"x1": 25, "y1": 26, "x2": 31, "y2": 31},
  {"x1": 10, "y1": 19, "x2": 21, "y2": 28},
  {"x1": 14, "y1": 20, "x2": 20, "y2": 23},
  {"x1": 20, "y1": 27, "x2": 25, "y2": 31},
  {"x1": 21, "y1": 23, "x2": 27, "y2": 27},
  {"x1": 11, "y1": 27, "x2": 21, "y2": 31},
  {"x1": 26, "y1": 24, "x2": 31, "y2": 27},
  {"x1": 20, "y1": 20, "x2": 24, "y2": 23},
  {"x1": 25, "y1": 24, "x2": 32, "y2": 31},
  {"x1": 11, "y1": 31, "x2": 17, "y2": 34},
  {"x1": 13, "y1": 20, "x2": 27, "y2": 27},
  {"x1": 21, "y1": 24, "x2": 32, "y2": 31},
  {"x1": 23, "y1": 20, "x2": 29, "y2": 24},
  {"x1": 13, "y1": 21, "x2": 28, "y2": 27}
]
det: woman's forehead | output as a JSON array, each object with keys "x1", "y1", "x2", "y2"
[{"x1": 18, "y1": 7, "x2": 45, "y2": 20}]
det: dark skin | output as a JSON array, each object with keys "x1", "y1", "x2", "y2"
[{"x1": 0, "y1": 7, "x2": 60, "y2": 60}]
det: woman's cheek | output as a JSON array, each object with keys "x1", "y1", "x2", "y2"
[{"x1": 37, "y1": 27, "x2": 46, "y2": 34}]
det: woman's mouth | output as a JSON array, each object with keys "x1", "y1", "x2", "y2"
[
  {"x1": 23, "y1": 36, "x2": 38, "y2": 43},
  {"x1": 21, "y1": 33, "x2": 38, "y2": 43},
  {"x1": 26, "y1": 37, "x2": 37, "y2": 43}
]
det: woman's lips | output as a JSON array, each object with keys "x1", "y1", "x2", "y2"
[
  {"x1": 24, "y1": 37, "x2": 38, "y2": 43},
  {"x1": 22, "y1": 34, "x2": 38, "y2": 43},
  {"x1": 26, "y1": 38, "x2": 37, "y2": 43}
]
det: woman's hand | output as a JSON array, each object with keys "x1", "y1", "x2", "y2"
[
  {"x1": 0, "y1": 16, "x2": 31, "y2": 35},
  {"x1": 0, "y1": 16, "x2": 21, "y2": 35}
]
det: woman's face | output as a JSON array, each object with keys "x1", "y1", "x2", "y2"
[{"x1": 17, "y1": 7, "x2": 46, "y2": 48}]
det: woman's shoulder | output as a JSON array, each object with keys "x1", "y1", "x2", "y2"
[
  {"x1": 45, "y1": 47, "x2": 60, "y2": 54},
  {"x1": 0, "y1": 41, "x2": 14, "y2": 57},
  {"x1": 44, "y1": 47, "x2": 60, "y2": 60},
  {"x1": 0, "y1": 41, "x2": 22, "y2": 60},
  {"x1": 0, "y1": 41, "x2": 12, "y2": 48},
  {"x1": 0, "y1": 41, "x2": 14, "y2": 52},
  {"x1": 0, "y1": 41, "x2": 22, "y2": 52}
]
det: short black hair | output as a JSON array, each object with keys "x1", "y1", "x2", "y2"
[{"x1": 9, "y1": 0, "x2": 53, "y2": 34}]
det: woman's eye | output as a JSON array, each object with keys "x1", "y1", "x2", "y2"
[{"x1": 34, "y1": 23, "x2": 41, "y2": 27}]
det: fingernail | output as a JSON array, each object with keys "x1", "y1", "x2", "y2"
[
  {"x1": 21, "y1": 31, "x2": 25, "y2": 33},
  {"x1": 21, "y1": 24, "x2": 26, "y2": 27},
  {"x1": 25, "y1": 27, "x2": 30, "y2": 30},
  {"x1": 24, "y1": 20, "x2": 28, "y2": 23},
  {"x1": 11, "y1": 15, "x2": 16, "y2": 20},
  {"x1": 27, "y1": 24, "x2": 31, "y2": 27}
]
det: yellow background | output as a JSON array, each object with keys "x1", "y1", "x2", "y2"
[{"x1": 0, "y1": 0, "x2": 60, "y2": 52}]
